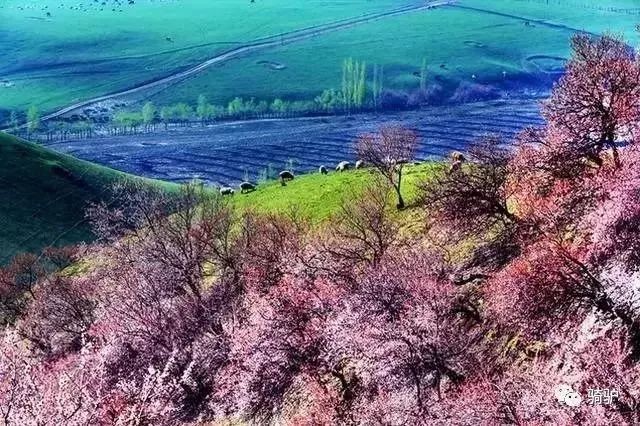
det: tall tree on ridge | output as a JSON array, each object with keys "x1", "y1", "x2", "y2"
[
  {"x1": 357, "y1": 126, "x2": 418, "y2": 209},
  {"x1": 372, "y1": 64, "x2": 384, "y2": 111},
  {"x1": 420, "y1": 57, "x2": 428, "y2": 92}
]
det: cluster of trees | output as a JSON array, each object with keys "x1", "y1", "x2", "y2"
[
  {"x1": 47, "y1": 120, "x2": 95, "y2": 141},
  {"x1": 315, "y1": 58, "x2": 387, "y2": 114},
  {"x1": 2, "y1": 33, "x2": 640, "y2": 424},
  {"x1": 109, "y1": 97, "x2": 323, "y2": 132},
  {"x1": 110, "y1": 102, "x2": 194, "y2": 133},
  {"x1": 341, "y1": 58, "x2": 368, "y2": 113},
  {"x1": 103, "y1": 56, "x2": 424, "y2": 133},
  {"x1": 10, "y1": 56, "x2": 466, "y2": 141},
  {"x1": 372, "y1": 63, "x2": 385, "y2": 110},
  {"x1": 12, "y1": 117, "x2": 96, "y2": 143}
]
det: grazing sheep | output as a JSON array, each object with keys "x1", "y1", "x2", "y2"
[
  {"x1": 319, "y1": 165, "x2": 328, "y2": 175},
  {"x1": 279, "y1": 170, "x2": 295, "y2": 181},
  {"x1": 220, "y1": 187, "x2": 235, "y2": 196},
  {"x1": 336, "y1": 161, "x2": 352, "y2": 172},
  {"x1": 355, "y1": 160, "x2": 365, "y2": 169},
  {"x1": 240, "y1": 181, "x2": 256, "y2": 193},
  {"x1": 450, "y1": 151, "x2": 466, "y2": 163}
]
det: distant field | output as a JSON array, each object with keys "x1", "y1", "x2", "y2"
[
  {"x1": 2, "y1": 0, "x2": 638, "y2": 123},
  {"x1": 146, "y1": 0, "x2": 640, "y2": 106},
  {"x1": 0, "y1": 0, "x2": 407, "y2": 118},
  {"x1": 0, "y1": 132, "x2": 177, "y2": 264}
]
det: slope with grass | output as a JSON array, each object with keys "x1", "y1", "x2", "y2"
[
  {"x1": 4, "y1": 0, "x2": 638, "y2": 124},
  {"x1": 0, "y1": 132, "x2": 177, "y2": 264},
  {"x1": 231, "y1": 163, "x2": 434, "y2": 224},
  {"x1": 0, "y1": 127, "x2": 429, "y2": 261}
]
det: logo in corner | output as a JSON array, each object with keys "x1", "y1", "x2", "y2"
[{"x1": 554, "y1": 383, "x2": 582, "y2": 407}]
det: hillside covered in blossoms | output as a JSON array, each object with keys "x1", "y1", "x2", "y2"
[{"x1": 2, "y1": 32, "x2": 640, "y2": 424}]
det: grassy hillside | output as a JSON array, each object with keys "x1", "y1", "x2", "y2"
[
  {"x1": 0, "y1": 132, "x2": 177, "y2": 264},
  {"x1": 0, "y1": 127, "x2": 430, "y2": 262},
  {"x1": 231, "y1": 163, "x2": 435, "y2": 224}
]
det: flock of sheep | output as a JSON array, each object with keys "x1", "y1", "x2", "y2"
[
  {"x1": 8, "y1": 1, "x2": 137, "y2": 15},
  {"x1": 218, "y1": 152, "x2": 466, "y2": 196},
  {"x1": 218, "y1": 159, "x2": 366, "y2": 196}
]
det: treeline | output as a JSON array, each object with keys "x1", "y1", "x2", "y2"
[
  {"x1": 11, "y1": 56, "x2": 500, "y2": 141},
  {"x1": 5, "y1": 106, "x2": 42, "y2": 140},
  {"x1": 104, "y1": 57, "x2": 426, "y2": 132},
  {"x1": 8, "y1": 58, "x2": 385, "y2": 139}
]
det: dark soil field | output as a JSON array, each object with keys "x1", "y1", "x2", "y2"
[{"x1": 41, "y1": 96, "x2": 544, "y2": 185}]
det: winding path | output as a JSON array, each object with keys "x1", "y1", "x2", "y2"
[{"x1": 31, "y1": 0, "x2": 454, "y2": 124}]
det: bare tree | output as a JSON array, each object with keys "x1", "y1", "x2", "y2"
[
  {"x1": 87, "y1": 181, "x2": 242, "y2": 301},
  {"x1": 420, "y1": 136, "x2": 516, "y2": 239},
  {"x1": 19, "y1": 276, "x2": 96, "y2": 355},
  {"x1": 324, "y1": 180, "x2": 401, "y2": 267},
  {"x1": 357, "y1": 126, "x2": 418, "y2": 209}
]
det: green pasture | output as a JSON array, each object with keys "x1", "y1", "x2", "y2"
[
  {"x1": 0, "y1": 0, "x2": 406, "y2": 116},
  {"x1": 2, "y1": 0, "x2": 638, "y2": 122},
  {"x1": 0, "y1": 132, "x2": 178, "y2": 264},
  {"x1": 146, "y1": 0, "x2": 640, "y2": 107},
  {"x1": 463, "y1": 0, "x2": 640, "y2": 36},
  {"x1": 231, "y1": 163, "x2": 434, "y2": 225}
]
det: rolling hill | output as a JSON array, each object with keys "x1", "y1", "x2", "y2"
[
  {"x1": 0, "y1": 129, "x2": 433, "y2": 262},
  {"x1": 148, "y1": 0, "x2": 640, "y2": 107},
  {"x1": 0, "y1": 132, "x2": 177, "y2": 264},
  {"x1": 0, "y1": 0, "x2": 405, "y2": 119}
]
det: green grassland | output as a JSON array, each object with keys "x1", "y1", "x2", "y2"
[
  {"x1": 146, "y1": 0, "x2": 640, "y2": 106},
  {"x1": 2, "y1": 0, "x2": 638, "y2": 123},
  {"x1": 231, "y1": 164, "x2": 434, "y2": 225},
  {"x1": 0, "y1": 127, "x2": 431, "y2": 262},
  {"x1": 59, "y1": 165, "x2": 433, "y2": 277},
  {"x1": 0, "y1": 132, "x2": 178, "y2": 263},
  {"x1": 0, "y1": 0, "x2": 406, "y2": 117}
]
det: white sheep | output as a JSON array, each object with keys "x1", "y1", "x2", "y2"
[
  {"x1": 336, "y1": 161, "x2": 352, "y2": 172},
  {"x1": 220, "y1": 187, "x2": 235, "y2": 196}
]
